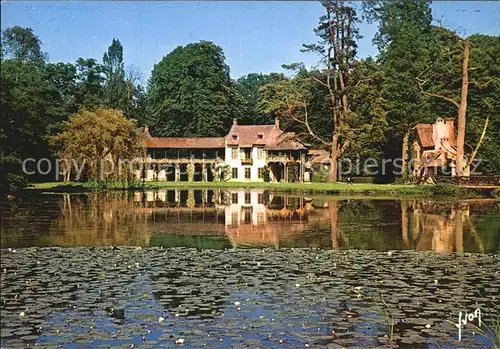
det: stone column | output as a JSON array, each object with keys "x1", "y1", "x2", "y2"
[
  {"x1": 175, "y1": 164, "x2": 180, "y2": 182},
  {"x1": 202, "y1": 164, "x2": 208, "y2": 182}
]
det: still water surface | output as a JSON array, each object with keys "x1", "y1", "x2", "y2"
[
  {"x1": 1, "y1": 189, "x2": 499, "y2": 252},
  {"x1": 1, "y1": 189, "x2": 499, "y2": 348}
]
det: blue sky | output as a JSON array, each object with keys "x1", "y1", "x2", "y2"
[{"x1": 2, "y1": 1, "x2": 499, "y2": 83}]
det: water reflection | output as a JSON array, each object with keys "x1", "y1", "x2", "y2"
[{"x1": 1, "y1": 189, "x2": 498, "y2": 252}]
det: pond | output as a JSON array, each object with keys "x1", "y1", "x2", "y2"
[
  {"x1": 1, "y1": 189, "x2": 499, "y2": 348},
  {"x1": 1, "y1": 189, "x2": 499, "y2": 252}
]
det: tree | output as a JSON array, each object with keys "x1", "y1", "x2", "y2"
[
  {"x1": 74, "y1": 58, "x2": 106, "y2": 109},
  {"x1": 147, "y1": 41, "x2": 244, "y2": 137},
  {"x1": 44, "y1": 62, "x2": 78, "y2": 119},
  {"x1": 344, "y1": 58, "x2": 388, "y2": 161},
  {"x1": 417, "y1": 28, "x2": 500, "y2": 175},
  {"x1": 363, "y1": 0, "x2": 435, "y2": 177},
  {"x1": 277, "y1": 0, "x2": 360, "y2": 181},
  {"x1": 1, "y1": 27, "x2": 70, "y2": 193},
  {"x1": 123, "y1": 65, "x2": 147, "y2": 123},
  {"x1": 235, "y1": 72, "x2": 285, "y2": 125},
  {"x1": 262, "y1": 60, "x2": 387, "y2": 177},
  {"x1": 103, "y1": 38, "x2": 127, "y2": 111},
  {"x1": 1, "y1": 26, "x2": 46, "y2": 64},
  {"x1": 50, "y1": 108, "x2": 144, "y2": 181}
]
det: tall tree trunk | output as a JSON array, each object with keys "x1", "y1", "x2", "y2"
[
  {"x1": 329, "y1": 134, "x2": 339, "y2": 182},
  {"x1": 402, "y1": 131, "x2": 409, "y2": 175},
  {"x1": 456, "y1": 39, "x2": 470, "y2": 177}
]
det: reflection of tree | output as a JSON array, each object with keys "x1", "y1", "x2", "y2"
[
  {"x1": 1, "y1": 196, "x2": 62, "y2": 247},
  {"x1": 52, "y1": 192, "x2": 150, "y2": 247},
  {"x1": 404, "y1": 200, "x2": 497, "y2": 253},
  {"x1": 401, "y1": 201, "x2": 409, "y2": 248},
  {"x1": 329, "y1": 200, "x2": 339, "y2": 248}
]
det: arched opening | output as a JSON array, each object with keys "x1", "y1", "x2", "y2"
[
  {"x1": 179, "y1": 164, "x2": 188, "y2": 181},
  {"x1": 194, "y1": 164, "x2": 203, "y2": 181}
]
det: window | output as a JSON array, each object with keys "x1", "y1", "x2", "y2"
[
  {"x1": 242, "y1": 148, "x2": 251, "y2": 160},
  {"x1": 245, "y1": 168, "x2": 251, "y2": 179},
  {"x1": 231, "y1": 147, "x2": 238, "y2": 159},
  {"x1": 245, "y1": 192, "x2": 251, "y2": 204},
  {"x1": 258, "y1": 193, "x2": 264, "y2": 204},
  {"x1": 231, "y1": 193, "x2": 238, "y2": 204},
  {"x1": 232, "y1": 135, "x2": 238, "y2": 140},
  {"x1": 257, "y1": 148, "x2": 265, "y2": 159},
  {"x1": 232, "y1": 168, "x2": 238, "y2": 179},
  {"x1": 231, "y1": 212, "x2": 239, "y2": 225},
  {"x1": 257, "y1": 212, "x2": 265, "y2": 224},
  {"x1": 257, "y1": 134, "x2": 263, "y2": 140},
  {"x1": 258, "y1": 167, "x2": 263, "y2": 179}
]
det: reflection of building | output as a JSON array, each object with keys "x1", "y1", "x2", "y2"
[
  {"x1": 15, "y1": 190, "x2": 494, "y2": 251},
  {"x1": 225, "y1": 189, "x2": 268, "y2": 227},
  {"x1": 401, "y1": 200, "x2": 495, "y2": 253},
  {"x1": 133, "y1": 189, "x2": 327, "y2": 248},
  {"x1": 141, "y1": 118, "x2": 307, "y2": 182}
]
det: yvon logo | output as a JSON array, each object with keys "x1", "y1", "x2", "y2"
[{"x1": 456, "y1": 308, "x2": 481, "y2": 341}]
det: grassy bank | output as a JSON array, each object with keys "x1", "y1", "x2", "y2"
[{"x1": 27, "y1": 181, "x2": 495, "y2": 198}]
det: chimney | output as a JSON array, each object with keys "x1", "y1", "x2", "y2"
[
  {"x1": 444, "y1": 118, "x2": 455, "y2": 142},
  {"x1": 275, "y1": 117, "x2": 280, "y2": 129},
  {"x1": 233, "y1": 118, "x2": 238, "y2": 126},
  {"x1": 144, "y1": 125, "x2": 151, "y2": 137}
]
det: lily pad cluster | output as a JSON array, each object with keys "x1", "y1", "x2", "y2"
[{"x1": 1, "y1": 247, "x2": 498, "y2": 347}]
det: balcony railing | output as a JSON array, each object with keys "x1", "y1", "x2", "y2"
[{"x1": 241, "y1": 157, "x2": 253, "y2": 165}]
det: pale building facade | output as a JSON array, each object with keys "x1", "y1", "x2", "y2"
[{"x1": 140, "y1": 118, "x2": 307, "y2": 182}]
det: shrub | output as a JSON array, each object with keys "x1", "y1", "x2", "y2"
[
  {"x1": 287, "y1": 163, "x2": 299, "y2": 182},
  {"x1": 311, "y1": 167, "x2": 330, "y2": 183},
  {"x1": 431, "y1": 184, "x2": 462, "y2": 196},
  {"x1": 349, "y1": 176, "x2": 376, "y2": 184},
  {"x1": 262, "y1": 166, "x2": 270, "y2": 182}
]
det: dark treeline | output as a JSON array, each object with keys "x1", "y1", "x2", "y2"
[{"x1": 1, "y1": 0, "x2": 499, "y2": 193}]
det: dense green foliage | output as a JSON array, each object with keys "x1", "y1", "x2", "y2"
[
  {"x1": 1, "y1": 30, "x2": 147, "y2": 194},
  {"x1": 1, "y1": 3, "x2": 499, "y2": 194},
  {"x1": 234, "y1": 73, "x2": 285, "y2": 125},
  {"x1": 50, "y1": 108, "x2": 144, "y2": 181},
  {"x1": 147, "y1": 41, "x2": 244, "y2": 137}
]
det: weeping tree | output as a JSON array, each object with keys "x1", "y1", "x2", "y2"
[{"x1": 50, "y1": 108, "x2": 144, "y2": 181}]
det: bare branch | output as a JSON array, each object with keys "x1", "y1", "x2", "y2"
[
  {"x1": 422, "y1": 91, "x2": 460, "y2": 110},
  {"x1": 288, "y1": 101, "x2": 330, "y2": 146},
  {"x1": 417, "y1": 77, "x2": 460, "y2": 109},
  {"x1": 309, "y1": 75, "x2": 329, "y2": 88},
  {"x1": 470, "y1": 78, "x2": 498, "y2": 88},
  {"x1": 465, "y1": 116, "x2": 489, "y2": 169}
]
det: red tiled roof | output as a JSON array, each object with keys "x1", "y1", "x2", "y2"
[
  {"x1": 146, "y1": 137, "x2": 225, "y2": 149},
  {"x1": 226, "y1": 123, "x2": 305, "y2": 150},
  {"x1": 415, "y1": 124, "x2": 434, "y2": 148},
  {"x1": 226, "y1": 124, "x2": 278, "y2": 146},
  {"x1": 264, "y1": 132, "x2": 305, "y2": 150},
  {"x1": 307, "y1": 149, "x2": 330, "y2": 165}
]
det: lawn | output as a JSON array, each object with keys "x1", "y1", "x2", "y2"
[{"x1": 27, "y1": 180, "x2": 485, "y2": 198}]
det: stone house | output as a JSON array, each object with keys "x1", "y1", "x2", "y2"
[{"x1": 412, "y1": 117, "x2": 458, "y2": 176}]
